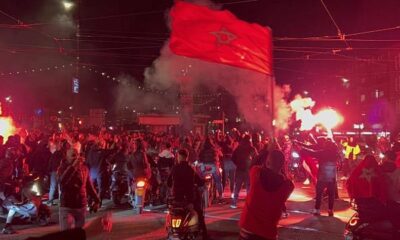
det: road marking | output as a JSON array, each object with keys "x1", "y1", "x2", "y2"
[
  {"x1": 205, "y1": 212, "x2": 346, "y2": 236},
  {"x1": 288, "y1": 209, "x2": 350, "y2": 220}
]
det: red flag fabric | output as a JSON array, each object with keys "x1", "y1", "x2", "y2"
[
  {"x1": 169, "y1": 2, "x2": 273, "y2": 75},
  {"x1": 346, "y1": 155, "x2": 387, "y2": 203}
]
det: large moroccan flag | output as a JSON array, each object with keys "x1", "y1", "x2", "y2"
[
  {"x1": 169, "y1": 1, "x2": 273, "y2": 75},
  {"x1": 346, "y1": 155, "x2": 387, "y2": 203}
]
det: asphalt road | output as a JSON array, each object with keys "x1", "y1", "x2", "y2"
[{"x1": 0, "y1": 181, "x2": 352, "y2": 240}]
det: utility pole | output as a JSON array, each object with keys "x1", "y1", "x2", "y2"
[
  {"x1": 72, "y1": 0, "x2": 81, "y2": 128},
  {"x1": 179, "y1": 66, "x2": 193, "y2": 136}
]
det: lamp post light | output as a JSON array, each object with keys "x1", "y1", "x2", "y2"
[{"x1": 62, "y1": 1, "x2": 74, "y2": 11}]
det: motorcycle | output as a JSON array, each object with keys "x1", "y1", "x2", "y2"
[
  {"x1": 1, "y1": 175, "x2": 51, "y2": 227},
  {"x1": 132, "y1": 178, "x2": 147, "y2": 214},
  {"x1": 196, "y1": 163, "x2": 216, "y2": 208},
  {"x1": 344, "y1": 200, "x2": 400, "y2": 240},
  {"x1": 110, "y1": 167, "x2": 129, "y2": 206},
  {"x1": 288, "y1": 151, "x2": 307, "y2": 182},
  {"x1": 166, "y1": 197, "x2": 201, "y2": 240}
]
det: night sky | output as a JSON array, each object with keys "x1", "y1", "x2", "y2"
[{"x1": 1, "y1": 0, "x2": 400, "y2": 113}]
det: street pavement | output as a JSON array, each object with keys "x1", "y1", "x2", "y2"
[{"x1": 0, "y1": 180, "x2": 352, "y2": 240}]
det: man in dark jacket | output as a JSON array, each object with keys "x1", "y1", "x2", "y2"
[
  {"x1": 231, "y1": 135, "x2": 258, "y2": 208},
  {"x1": 47, "y1": 140, "x2": 63, "y2": 205},
  {"x1": 86, "y1": 141, "x2": 107, "y2": 201},
  {"x1": 300, "y1": 138, "x2": 338, "y2": 216},
  {"x1": 58, "y1": 148, "x2": 100, "y2": 230},
  {"x1": 167, "y1": 149, "x2": 206, "y2": 239},
  {"x1": 128, "y1": 138, "x2": 151, "y2": 180}
]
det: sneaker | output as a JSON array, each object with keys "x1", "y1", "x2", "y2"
[
  {"x1": 230, "y1": 204, "x2": 237, "y2": 209},
  {"x1": 2, "y1": 226, "x2": 16, "y2": 234},
  {"x1": 340, "y1": 176, "x2": 348, "y2": 181},
  {"x1": 328, "y1": 210, "x2": 334, "y2": 217},
  {"x1": 312, "y1": 209, "x2": 320, "y2": 216}
]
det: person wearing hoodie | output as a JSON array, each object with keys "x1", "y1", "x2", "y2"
[
  {"x1": 231, "y1": 134, "x2": 258, "y2": 208},
  {"x1": 239, "y1": 150, "x2": 294, "y2": 240},
  {"x1": 381, "y1": 151, "x2": 400, "y2": 227},
  {"x1": 300, "y1": 138, "x2": 339, "y2": 216}
]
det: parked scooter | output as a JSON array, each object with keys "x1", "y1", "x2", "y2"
[
  {"x1": 195, "y1": 163, "x2": 215, "y2": 208},
  {"x1": 344, "y1": 199, "x2": 400, "y2": 240},
  {"x1": 288, "y1": 150, "x2": 307, "y2": 182},
  {"x1": 166, "y1": 197, "x2": 202, "y2": 240},
  {"x1": 110, "y1": 165, "x2": 129, "y2": 206},
  {"x1": 132, "y1": 178, "x2": 147, "y2": 214}
]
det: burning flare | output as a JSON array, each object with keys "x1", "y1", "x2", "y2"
[
  {"x1": 290, "y1": 95, "x2": 343, "y2": 132},
  {"x1": 0, "y1": 117, "x2": 17, "y2": 141}
]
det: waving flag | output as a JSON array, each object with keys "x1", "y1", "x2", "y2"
[
  {"x1": 346, "y1": 155, "x2": 387, "y2": 203},
  {"x1": 169, "y1": 1, "x2": 273, "y2": 75}
]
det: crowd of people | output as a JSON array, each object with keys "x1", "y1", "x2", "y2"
[{"x1": 0, "y1": 126, "x2": 399, "y2": 239}]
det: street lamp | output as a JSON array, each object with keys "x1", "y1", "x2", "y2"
[{"x1": 62, "y1": 1, "x2": 74, "y2": 11}]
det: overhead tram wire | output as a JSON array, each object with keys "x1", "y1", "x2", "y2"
[
  {"x1": 274, "y1": 37, "x2": 400, "y2": 42},
  {"x1": 319, "y1": 0, "x2": 351, "y2": 49},
  {"x1": 15, "y1": 10, "x2": 165, "y2": 28},
  {"x1": 79, "y1": 34, "x2": 166, "y2": 42},
  {"x1": 0, "y1": 8, "x2": 63, "y2": 54},
  {"x1": 274, "y1": 46, "x2": 400, "y2": 51}
]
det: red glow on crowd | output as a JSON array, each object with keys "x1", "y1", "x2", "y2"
[{"x1": 0, "y1": 116, "x2": 17, "y2": 141}]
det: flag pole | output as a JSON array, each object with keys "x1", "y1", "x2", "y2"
[{"x1": 270, "y1": 75, "x2": 276, "y2": 138}]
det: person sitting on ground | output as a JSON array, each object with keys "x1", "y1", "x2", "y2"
[{"x1": 1, "y1": 180, "x2": 50, "y2": 234}]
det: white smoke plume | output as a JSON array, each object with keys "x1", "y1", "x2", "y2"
[
  {"x1": 140, "y1": 0, "x2": 294, "y2": 132},
  {"x1": 144, "y1": 43, "x2": 292, "y2": 132},
  {"x1": 115, "y1": 74, "x2": 179, "y2": 113}
]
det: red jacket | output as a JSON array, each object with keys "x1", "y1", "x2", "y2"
[{"x1": 239, "y1": 166, "x2": 294, "y2": 240}]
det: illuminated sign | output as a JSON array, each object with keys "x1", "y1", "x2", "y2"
[{"x1": 72, "y1": 78, "x2": 79, "y2": 93}]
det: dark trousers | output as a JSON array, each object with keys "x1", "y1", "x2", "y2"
[
  {"x1": 233, "y1": 170, "x2": 249, "y2": 204},
  {"x1": 90, "y1": 170, "x2": 103, "y2": 199},
  {"x1": 315, "y1": 180, "x2": 335, "y2": 210},
  {"x1": 194, "y1": 201, "x2": 207, "y2": 238}
]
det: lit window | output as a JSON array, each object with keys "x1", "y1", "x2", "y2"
[{"x1": 360, "y1": 94, "x2": 365, "y2": 102}]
